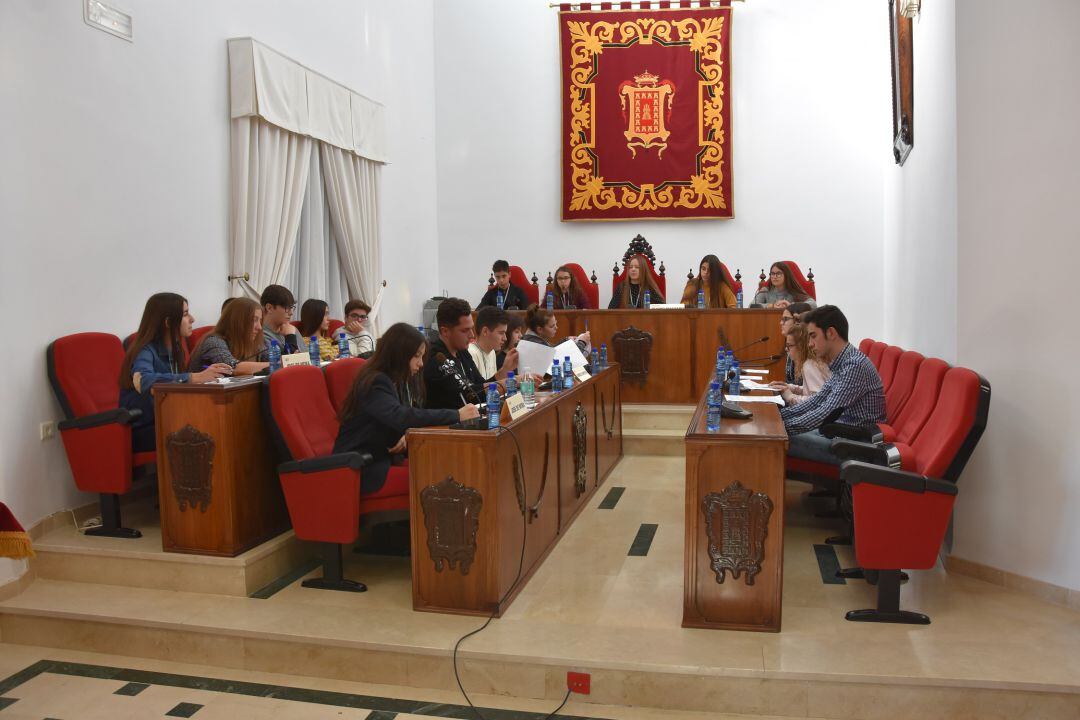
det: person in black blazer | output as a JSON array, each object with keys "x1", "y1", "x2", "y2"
[{"x1": 333, "y1": 323, "x2": 479, "y2": 494}]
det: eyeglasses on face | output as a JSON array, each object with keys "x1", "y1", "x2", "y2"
[
  {"x1": 347, "y1": 313, "x2": 369, "y2": 321},
  {"x1": 784, "y1": 343, "x2": 796, "y2": 351},
  {"x1": 770, "y1": 270, "x2": 785, "y2": 277}
]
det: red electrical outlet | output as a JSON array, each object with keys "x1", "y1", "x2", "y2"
[{"x1": 567, "y1": 671, "x2": 591, "y2": 695}]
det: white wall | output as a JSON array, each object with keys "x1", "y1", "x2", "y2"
[
  {"x1": 0, "y1": 0, "x2": 438, "y2": 581},
  {"x1": 950, "y1": 0, "x2": 1080, "y2": 591},
  {"x1": 882, "y1": 0, "x2": 958, "y2": 361},
  {"x1": 434, "y1": 0, "x2": 890, "y2": 341}
]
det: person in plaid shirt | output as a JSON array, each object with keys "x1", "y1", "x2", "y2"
[{"x1": 782, "y1": 305, "x2": 885, "y2": 465}]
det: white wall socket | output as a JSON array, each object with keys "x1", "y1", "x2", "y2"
[{"x1": 40, "y1": 421, "x2": 56, "y2": 441}]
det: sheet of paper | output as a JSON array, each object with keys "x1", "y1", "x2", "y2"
[
  {"x1": 725, "y1": 394, "x2": 784, "y2": 405},
  {"x1": 573, "y1": 366, "x2": 591, "y2": 382},
  {"x1": 515, "y1": 341, "x2": 556, "y2": 376},
  {"x1": 507, "y1": 392, "x2": 530, "y2": 420},
  {"x1": 552, "y1": 338, "x2": 590, "y2": 369},
  {"x1": 740, "y1": 378, "x2": 777, "y2": 392},
  {"x1": 740, "y1": 367, "x2": 768, "y2": 375}
]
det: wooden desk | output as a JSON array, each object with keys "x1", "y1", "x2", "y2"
[
  {"x1": 153, "y1": 380, "x2": 289, "y2": 556},
  {"x1": 521, "y1": 308, "x2": 784, "y2": 404},
  {"x1": 408, "y1": 365, "x2": 622, "y2": 616},
  {"x1": 683, "y1": 386, "x2": 788, "y2": 632}
]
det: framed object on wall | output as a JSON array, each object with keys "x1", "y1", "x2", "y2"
[{"x1": 889, "y1": 0, "x2": 914, "y2": 165}]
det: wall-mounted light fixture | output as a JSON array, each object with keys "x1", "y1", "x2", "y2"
[
  {"x1": 84, "y1": 0, "x2": 133, "y2": 42},
  {"x1": 899, "y1": 0, "x2": 921, "y2": 19}
]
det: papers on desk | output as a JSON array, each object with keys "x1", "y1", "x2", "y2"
[
  {"x1": 648, "y1": 303, "x2": 687, "y2": 310},
  {"x1": 740, "y1": 377, "x2": 777, "y2": 392},
  {"x1": 515, "y1": 338, "x2": 590, "y2": 376},
  {"x1": 740, "y1": 368, "x2": 768, "y2": 375},
  {"x1": 726, "y1": 394, "x2": 784, "y2": 405}
]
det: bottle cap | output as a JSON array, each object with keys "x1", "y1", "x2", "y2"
[
  {"x1": 271, "y1": 340, "x2": 280, "y2": 346},
  {"x1": 565, "y1": 356, "x2": 570, "y2": 361},
  {"x1": 488, "y1": 383, "x2": 497, "y2": 390},
  {"x1": 710, "y1": 382, "x2": 719, "y2": 390},
  {"x1": 339, "y1": 332, "x2": 345, "y2": 338},
  {"x1": 311, "y1": 336, "x2": 318, "y2": 342},
  {"x1": 508, "y1": 371, "x2": 515, "y2": 379}
]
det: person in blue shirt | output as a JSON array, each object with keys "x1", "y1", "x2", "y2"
[
  {"x1": 120, "y1": 293, "x2": 232, "y2": 452},
  {"x1": 782, "y1": 305, "x2": 885, "y2": 465}
]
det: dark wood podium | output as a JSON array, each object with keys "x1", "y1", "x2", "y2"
[
  {"x1": 408, "y1": 365, "x2": 622, "y2": 616},
  {"x1": 153, "y1": 380, "x2": 289, "y2": 556},
  {"x1": 683, "y1": 386, "x2": 788, "y2": 632}
]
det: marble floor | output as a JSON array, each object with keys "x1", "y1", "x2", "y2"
[{"x1": 3, "y1": 456, "x2": 1080, "y2": 718}]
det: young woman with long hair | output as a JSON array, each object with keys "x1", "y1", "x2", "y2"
[
  {"x1": 297, "y1": 298, "x2": 338, "y2": 361},
  {"x1": 521, "y1": 305, "x2": 591, "y2": 352},
  {"x1": 549, "y1": 265, "x2": 592, "y2": 310},
  {"x1": 753, "y1": 262, "x2": 816, "y2": 309},
  {"x1": 120, "y1": 293, "x2": 231, "y2": 451},
  {"x1": 334, "y1": 323, "x2": 479, "y2": 493},
  {"x1": 778, "y1": 301, "x2": 814, "y2": 383},
  {"x1": 187, "y1": 298, "x2": 269, "y2": 375},
  {"x1": 771, "y1": 322, "x2": 831, "y2": 405},
  {"x1": 680, "y1": 254, "x2": 737, "y2": 308},
  {"x1": 608, "y1": 254, "x2": 665, "y2": 309}
]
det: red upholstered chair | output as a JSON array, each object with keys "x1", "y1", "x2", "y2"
[
  {"x1": 612, "y1": 254, "x2": 667, "y2": 297},
  {"x1": 47, "y1": 333, "x2": 155, "y2": 539},
  {"x1": 867, "y1": 341, "x2": 887, "y2": 369},
  {"x1": 757, "y1": 261, "x2": 816, "y2": 300},
  {"x1": 328, "y1": 319, "x2": 345, "y2": 335},
  {"x1": 545, "y1": 263, "x2": 600, "y2": 310},
  {"x1": 189, "y1": 325, "x2": 215, "y2": 350},
  {"x1": 877, "y1": 345, "x2": 904, "y2": 392},
  {"x1": 858, "y1": 338, "x2": 875, "y2": 355},
  {"x1": 882, "y1": 350, "x2": 923, "y2": 422},
  {"x1": 487, "y1": 266, "x2": 540, "y2": 306},
  {"x1": 324, "y1": 358, "x2": 366, "y2": 415}
]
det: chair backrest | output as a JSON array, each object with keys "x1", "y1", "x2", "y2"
[
  {"x1": 758, "y1": 261, "x2": 816, "y2": 300},
  {"x1": 268, "y1": 366, "x2": 340, "y2": 461},
  {"x1": 189, "y1": 325, "x2": 215, "y2": 352},
  {"x1": 885, "y1": 350, "x2": 924, "y2": 422},
  {"x1": 878, "y1": 345, "x2": 904, "y2": 392},
  {"x1": 488, "y1": 265, "x2": 539, "y2": 306},
  {"x1": 47, "y1": 333, "x2": 125, "y2": 419},
  {"x1": 553, "y1": 262, "x2": 600, "y2": 309},
  {"x1": 892, "y1": 358, "x2": 949, "y2": 445},
  {"x1": 612, "y1": 254, "x2": 667, "y2": 296},
  {"x1": 858, "y1": 338, "x2": 875, "y2": 355},
  {"x1": 324, "y1": 358, "x2": 367, "y2": 415},
  {"x1": 867, "y1": 341, "x2": 887, "y2": 369},
  {"x1": 911, "y1": 368, "x2": 990, "y2": 481},
  {"x1": 328, "y1": 318, "x2": 345, "y2": 335},
  {"x1": 719, "y1": 262, "x2": 743, "y2": 294}
]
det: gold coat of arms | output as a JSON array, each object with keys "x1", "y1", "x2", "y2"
[{"x1": 618, "y1": 71, "x2": 676, "y2": 158}]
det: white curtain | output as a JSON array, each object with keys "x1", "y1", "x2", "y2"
[
  {"x1": 320, "y1": 143, "x2": 382, "y2": 333},
  {"x1": 285, "y1": 144, "x2": 350, "y2": 316},
  {"x1": 229, "y1": 117, "x2": 313, "y2": 298}
]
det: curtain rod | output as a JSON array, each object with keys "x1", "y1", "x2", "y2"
[{"x1": 549, "y1": 1, "x2": 744, "y2": 8}]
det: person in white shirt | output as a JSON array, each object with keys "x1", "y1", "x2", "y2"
[
  {"x1": 342, "y1": 299, "x2": 377, "y2": 357},
  {"x1": 771, "y1": 322, "x2": 832, "y2": 405},
  {"x1": 467, "y1": 306, "x2": 518, "y2": 382}
]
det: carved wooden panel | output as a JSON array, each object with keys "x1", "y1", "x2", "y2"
[
  {"x1": 165, "y1": 424, "x2": 215, "y2": 512},
  {"x1": 513, "y1": 432, "x2": 550, "y2": 523},
  {"x1": 612, "y1": 326, "x2": 654, "y2": 383},
  {"x1": 701, "y1": 481, "x2": 773, "y2": 586},
  {"x1": 572, "y1": 403, "x2": 588, "y2": 498},
  {"x1": 420, "y1": 475, "x2": 483, "y2": 575}
]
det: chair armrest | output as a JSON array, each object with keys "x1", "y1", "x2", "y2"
[
  {"x1": 821, "y1": 422, "x2": 884, "y2": 443},
  {"x1": 840, "y1": 460, "x2": 958, "y2": 496},
  {"x1": 830, "y1": 438, "x2": 889, "y2": 465},
  {"x1": 279, "y1": 452, "x2": 373, "y2": 475},
  {"x1": 58, "y1": 407, "x2": 142, "y2": 431}
]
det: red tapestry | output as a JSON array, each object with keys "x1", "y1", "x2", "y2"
[{"x1": 559, "y1": 4, "x2": 733, "y2": 221}]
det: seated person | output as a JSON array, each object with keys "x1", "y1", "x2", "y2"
[
  {"x1": 297, "y1": 299, "x2": 337, "y2": 362},
  {"x1": 680, "y1": 255, "x2": 736, "y2": 308},
  {"x1": 609, "y1": 254, "x2": 665, "y2": 309},
  {"x1": 496, "y1": 313, "x2": 525, "y2": 370},
  {"x1": 549, "y1": 265, "x2": 592, "y2": 309},
  {"x1": 771, "y1": 323, "x2": 832, "y2": 405},
  {"x1": 120, "y1": 293, "x2": 231, "y2": 452},
  {"x1": 468, "y1": 307, "x2": 519, "y2": 381},
  {"x1": 423, "y1": 298, "x2": 487, "y2": 410},
  {"x1": 779, "y1": 301, "x2": 814, "y2": 383},
  {"x1": 781, "y1": 305, "x2": 884, "y2": 466},
  {"x1": 187, "y1": 298, "x2": 270, "y2": 375},
  {"x1": 478, "y1": 260, "x2": 528, "y2": 310},
  {"x1": 342, "y1": 299, "x2": 376, "y2": 357},
  {"x1": 260, "y1": 284, "x2": 303, "y2": 354},
  {"x1": 753, "y1": 262, "x2": 817, "y2": 309},
  {"x1": 521, "y1": 305, "x2": 591, "y2": 354},
  {"x1": 334, "y1": 323, "x2": 479, "y2": 494}
]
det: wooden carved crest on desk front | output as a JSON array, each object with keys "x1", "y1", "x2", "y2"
[
  {"x1": 701, "y1": 481, "x2": 773, "y2": 586},
  {"x1": 165, "y1": 424, "x2": 215, "y2": 512},
  {"x1": 612, "y1": 326, "x2": 653, "y2": 382},
  {"x1": 420, "y1": 475, "x2": 483, "y2": 575}
]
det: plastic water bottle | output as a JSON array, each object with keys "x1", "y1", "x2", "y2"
[
  {"x1": 505, "y1": 371, "x2": 518, "y2": 397},
  {"x1": 551, "y1": 360, "x2": 562, "y2": 393},
  {"x1": 546, "y1": 291, "x2": 554, "y2": 311},
  {"x1": 338, "y1": 332, "x2": 349, "y2": 358},
  {"x1": 599, "y1": 343, "x2": 608, "y2": 369},
  {"x1": 736, "y1": 289, "x2": 744, "y2": 308},
  {"x1": 268, "y1": 340, "x2": 281, "y2": 374},
  {"x1": 522, "y1": 367, "x2": 535, "y2": 405},
  {"x1": 644, "y1": 289, "x2": 651, "y2": 309},
  {"x1": 562, "y1": 356, "x2": 573, "y2": 389},
  {"x1": 716, "y1": 347, "x2": 726, "y2": 380},
  {"x1": 725, "y1": 350, "x2": 735, "y2": 379},
  {"x1": 730, "y1": 361, "x2": 742, "y2": 397},
  {"x1": 486, "y1": 383, "x2": 500, "y2": 429},
  {"x1": 591, "y1": 347, "x2": 599, "y2": 370},
  {"x1": 496, "y1": 290, "x2": 505, "y2": 309},
  {"x1": 706, "y1": 382, "x2": 722, "y2": 432},
  {"x1": 309, "y1": 336, "x2": 321, "y2": 367},
  {"x1": 697, "y1": 289, "x2": 705, "y2": 309}
]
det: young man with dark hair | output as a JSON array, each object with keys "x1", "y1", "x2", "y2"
[
  {"x1": 468, "y1": 306, "x2": 519, "y2": 381},
  {"x1": 781, "y1": 304, "x2": 885, "y2": 465},
  {"x1": 260, "y1": 284, "x2": 303, "y2": 354},
  {"x1": 423, "y1": 298, "x2": 487, "y2": 410},
  {"x1": 478, "y1": 260, "x2": 528, "y2": 310},
  {"x1": 342, "y1": 299, "x2": 376, "y2": 357}
]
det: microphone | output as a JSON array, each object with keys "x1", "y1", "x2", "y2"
[
  {"x1": 434, "y1": 352, "x2": 481, "y2": 405},
  {"x1": 738, "y1": 353, "x2": 784, "y2": 366},
  {"x1": 731, "y1": 335, "x2": 769, "y2": 356}
]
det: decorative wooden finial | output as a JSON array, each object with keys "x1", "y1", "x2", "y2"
[
  {"x1": 759, "y1": 268, "x2": 766, "y2": 284},
  {"x1": 488, "y1": 272, "x2": 495, "y2": 285},
  {"x1": 589, "y1": 269, "x2": 597, "y2": 284},
  {"x1": 546, "y1": 271, "x2": 554, "y2": 285},
  {"x1": 735, "y1": 268, "x2": 742, "y2": 282},
  {"x1": 659, "y1": 260, "x2": 666, "y2": 276},
  {"x1": 613, "y1": 262, "x2": 620, "y2": 276},
  {"x1": 530, "y1": 271, "x2": 539, "y2": 286},
  {"x1": 687, "y1": 269, "x2": 694, "y2": 280},
  {"x1": 807, "y1": 267, "x2": 815, "y2": 282}
]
